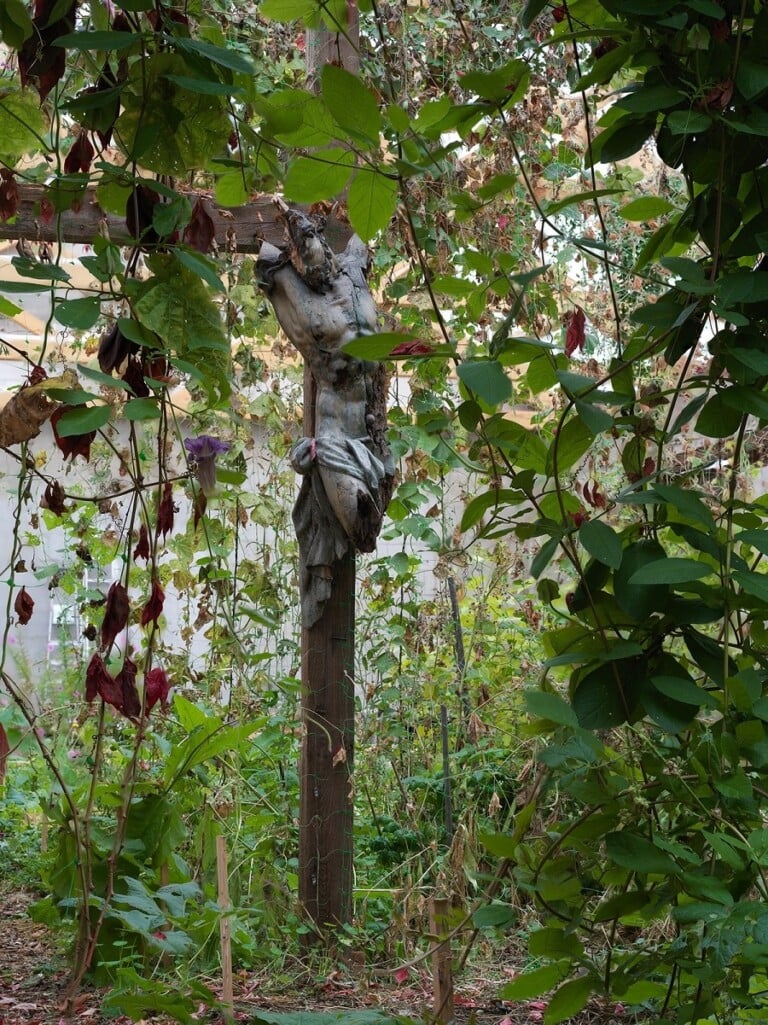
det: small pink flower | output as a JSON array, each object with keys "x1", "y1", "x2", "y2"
[{"x1": 67, "y1": 749, "x2": 81, "y2": 760}]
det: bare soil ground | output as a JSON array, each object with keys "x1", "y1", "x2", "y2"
[{"x1": 0, "y1": 890, "x2": 635, "y2": 1025}]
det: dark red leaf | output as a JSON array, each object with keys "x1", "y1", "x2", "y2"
[
  {"x1": 98, "y1": 323, "x2": 137, "y2": 374},
  {"x1": 14, "y1": 587, "x2": 34, "y2": 626},
  {"x1": 0, "y1": 171, "x2": 19, "y2": 223},
  {"x1": 116, "y1": 657, "x2": 141, "y2": 719},
  {"x1": 390, "y1": 340, "x2": 435, "y2": 356},
  {"x1": 85, "y1": 652, "x2": 108, "y2": 702},
  {"x1": 39, "y1": 194, "x2": 55, "y2": 225},
  {"x1": 51, "y1": 408, "x2": 96, "y2": 462},
  {"x1": 553, "y1": 4, "x2": 566, "y2": 22},
  {"x1": 193, "y1": 490, "x2": 207, "y2": 529},
  {"x1": 101, "y1": 581, "x2": 130, "y2": 650},
  {"x1": 18, "y1": 1, "x2": 78, "y2": 102},
  {"x1": 144, "y1": 354, "x2": 171, "y2": 382},
  {"x1": 183, "y1": 198, "x2": 216, "y2": 254},
  {"x1": 121, "y1": 355, "x2": 150, "y2": 397},
  {"x1": 565, "y1": 307, "x2": 586, "y2": 357},
  {"x1": 126, "y1": 185, "x2": 161, "y2": 245},
  {"x1": 63, "y1": 134, "x2": 94, "y2": 175},
  {"x1": 157, "y1": 481, "x2": 175, "y2": 539},
  {"x1": 145, "y1": 667, "x2": 171, "y2": 713},
  {"x1": 41, "y1": 480, "x2": 67, "y2": 515},
  {"x1": 140, "y1": 579, "x2": 165, "y2": 628},
  {"x1": 133, "y1": 524, "x2": 150, "y2": 562}
]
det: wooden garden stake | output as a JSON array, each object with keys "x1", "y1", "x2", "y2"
[
  {"x1": 430, "y1": 897, "x2": 454, "y2": 1025},
  {"x1": 216, "y1": 835, "x2": 234, "y2": 1020}
]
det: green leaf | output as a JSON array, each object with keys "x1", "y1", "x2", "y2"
[
  {"x1": 629, "y1": 558, "x2": 711, "y2": 585},
  {"x1": 499, "y1": 963, "x2": 568, "y2": 1001},
  {"x1": 616, "y1": 84, "x2": 685, "y2": 113},
  {"x1": 54, "y1": 405, "x2": 112, "y2": 437},
  {"x1": 574, "y1": 398, "x2": 614, "y2": 435},
  {"x1": 736, "y1": 56, "x2": 768, "y2": 102},
  {"x1": 0, "y1": 89, "x2": 47, "y2": 160},
  {"x1": 696, "y1": 391, "x2": 745, "y2": 438},
  {"x1": 460, "y1": 59, "x2": 530, "y2": 103},
  {"x1": 322, "y1": 64, "x2": 382, "y2": 145},
  {"x1": 461, "y1": 488, "x2": 526, "y2": 531},
  {"x1": 733, "y1": 569, "x2": 768, "y2": 603},
  {"x1": 718, "y1": 270, "x2": 768, "y2": 305},
  {"x1": 115, "y1": 54, "x2": 228, "y2": 175},
  {"x1": 593, "y1": 890, "x2": 652, "y2": 923},
  {"x1": 173, "y1": 37, "x2": 255, "y2": 76},
  {"x1": 528, "y1": 926, "x2": 584, "y2": 960},
  {"x1": 545, "y1": 977, "x2": 593, "y2": 1025},
  {"x1": 174, "y1": 249, "x2": 225, "y2": 294},
  {"x1": 123, "y1": 398, "x2": 160, "y2": 421},
  {"x1": 0, "y1": 296, "x2": 21, "y2": 317},
  {"x1": 605, "y1": 832, "x2": 678, "y2": 874},
  {"x1": 54, "y1": 296, "x2": 101, "y2": 330},
  {"x1": 54, "y1": 30, "x2": 141, "y2": 49},
  {"x1": 347, "y1": 170, "x2": 398, "y2": 240},
  {"x1": 547, "y1": 417, "x2": 593, "y2": 474},
  {"x1": 578, "y1": 520, "x2": 622, "y2": 570},
  {"x1": 77, "y1": 364, "x2": 133, "y2": 391},
  {"x1": 531, "y1": 536, "x2": 560, "y2": 578},
  {"x1": 164, "y1": 74, "x2": 244, "y2": 97},
  {"x1": 259, "y1": 0, "x2": 318, "y2": 21},
  {"x1": 543, "y1": 189, "x2": 623, "y2": 216},
  {"x1": 619, "y1": 196, "x2": 676, "y2": 220},
  {"x1": 572, "y1": 660, "x2": 644, "y2": 729},
  {"x1": 472, "y1": 904, "x2": 517, "y2": 929},
  {"x1": 457, "y1": 359, "x2": 512, "y2": 407},
  {"x1": 284, "y1": 149, "x2": 356, "y2": 203},
  {"x1": 666, "y1": 109, "x2": 712, "y2": 135},
  {"x1": 525, "y1": 690, "x2": 578, "y2": 727}
]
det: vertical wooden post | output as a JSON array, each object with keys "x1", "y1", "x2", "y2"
[
  {"x1": 299, "y1": 551, "x2": 355, "y2": 929},
  {"x1": 299, "y1": 0, "x2": 359, "y2": 936},
  {"x1": 216, "y1": 835, "x2": 234, "y2": 1020},
  {"x1": 430, "y1": 897, "x2": 454, "y2": 1025}
]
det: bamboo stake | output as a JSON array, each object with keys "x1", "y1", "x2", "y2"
[
  {"x1": 430, "y1": 897, "x2": 454, "y2": 1025},
  {"x1": 216, "y1": 835, "x2": 234, "y2": 1021}
]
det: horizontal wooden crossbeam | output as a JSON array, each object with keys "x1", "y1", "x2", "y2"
[{"x1": 0, "y1": 185, "x2": 351, "y2": 255}]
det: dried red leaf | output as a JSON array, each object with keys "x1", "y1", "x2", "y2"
[
  {"x1": 643, "y1": 456, "x2": 656, "y2": 477},
  {"x1": 144, "y1": 354, "x2": 171, "y2": 382},
  {"x1": 553, "y1": 4, "x2": 566, "y2": 22},
  {"x1": 700, "y1": 79, "x2": 734, "y2": 111},
  {"x1": 85, "y1": 652, "x2": 108, "y2": 702},
  {"x1": 144, "y1": 667, "x2": 171, "y2": 713},
  {"x1": 51, "y1": 408, "x2": 96, "y2": 462},
  {"x1": 157, "y1": 481, "x2": 175, "y2": 539},
  {"x1": 116, "y1": 657, "x2": 141, "y2": 719},
  {"x1": 63, "y1": 134, "x2": 94, "y2": 175},
  {"x1": 133, "y1": 524, "x2": 150, "y2": 562},
  {"x1": 193, "y1": 490, "x2": 207, "y2": 529},
  {"x1": 390, "y1": 340, "x2": 435, "y2": 356},
  {"x1": 14, "y1": 587, "x2": 34, "y2": 626},
  {"x1": 183, "y1": 198, "x2": 216, "y2": 254},
  {"x1": 39, "y1": 194, "x2": 55, "y2": 225},
  {"x1": 0, "y1": 171, "x2": 19, "y2": 223},
  {"x1": 126, "y1": 185, "x2": 161, "y2": 245},
  {"x1": 140, "y1": 579, "x2": 165, "y2": 628},
  {"x1": 98, "y1": 322, "x2": 138, "y2": 374},
  {"x1": 121, "y1": 355, "x2": 150, "y2": 397},
  {"x1": 570, "y1": 510, "x2": 588, "y2": 527},
  {"x1": 18, "y1": 0, "x2": 78, "y2": 102},
  {"x1": 712, "y1": 18, "x2": 730, "y2": 41},
  {"x1": 565, "y1": 307, "x2": 586, "y2": 357},
  {"x1": 592, "y1": 37, "x2": 618, "y2": 60},
  {"x1": 41, "y1": 480, "x2": 67, "y2": 515},
  {"x1": 101, "y1": 581, "x2": 130, "y2": 650}
]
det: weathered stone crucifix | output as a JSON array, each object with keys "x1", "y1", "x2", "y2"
[{"x1": 257, "y1": 202, "x2": 393, "y2": 929}]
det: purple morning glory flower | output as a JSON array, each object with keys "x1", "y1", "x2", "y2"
[{"x1": 184, "y1": 435, "x2": 231, "y2": 496}]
